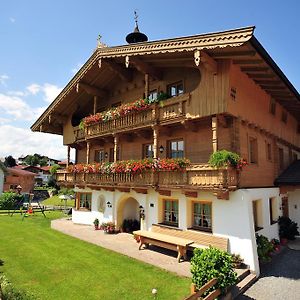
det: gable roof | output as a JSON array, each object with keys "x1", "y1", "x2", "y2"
[
  {"x1": 7, "y1": 167, "x2": 37, "y2": 177},
  {"x1": 31, "y1": 26, "x2": 300, "y2": 135},
  {"x1": 274, "y1": 160, "x2": 300, "y2": 186}
]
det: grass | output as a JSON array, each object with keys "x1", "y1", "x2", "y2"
[
  {"x1": 0, "y1": 212, "x2": 190, "y2": 300},
  {"x1": 41, "y1": 195, "x2": 75, "y2": 207}
]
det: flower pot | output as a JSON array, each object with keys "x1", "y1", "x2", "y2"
[{"x1": 280, "y1": 238, "x2": 288, "y2": 246}]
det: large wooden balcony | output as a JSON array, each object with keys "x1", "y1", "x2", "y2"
[
  {"x1": 56, "y1": 164, "x2": 239, "y2": 197},
  {"x1": 74, "y1": 94, "x2": 189, "y2": 141}
]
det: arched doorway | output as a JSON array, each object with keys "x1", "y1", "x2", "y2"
[{"x1": 116, "y1": 197, "x2": 140, "y2": 231}]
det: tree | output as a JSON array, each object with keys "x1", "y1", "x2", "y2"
[
  {"x1": 24, "y1": 155, "x2": 39, "y2": 166},
  {"x1": 4, "y1": 155, "x2": 16, "y2": 167}
]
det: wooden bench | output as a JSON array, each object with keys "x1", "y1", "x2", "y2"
[
  {"x1": 133, "y1": 230, "x2": 194, "y2": 262},
  {"x1": 151, "y1": 224, "x2": 228, "y2": 251}
]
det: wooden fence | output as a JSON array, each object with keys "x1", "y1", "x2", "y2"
[{"x1": 185, "y1": 279, "x2": 221, "y2": 300}]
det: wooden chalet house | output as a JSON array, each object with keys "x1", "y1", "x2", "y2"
[{"x1": 32, "y1": 25, "x2": 300, "y2": 274}]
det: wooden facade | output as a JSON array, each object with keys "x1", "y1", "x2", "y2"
[{"x1": 32, "y1": 26, "x2": 300, "y2": 195}]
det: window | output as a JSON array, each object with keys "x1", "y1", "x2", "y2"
[
  {"x1": 230, "y1": 87, "x2": 237, "y2": 101},
  {"x1": 143, "y1": 144, "x2": 154, "y2": 159},
  {"x1": 163, "y1": 199, "x2": 179, "y2": 227},
  {"x1": 109, "y1": 147, "x2": 120, "y2": 162},
  {"x1": 192, "y1": 202, "x2": 212, "y2": 232},
  {"x1": 269, "y1": 98, "x2": 276, "y2": 115},
  {"x1": 94, "y1": 149, "x2": 105, "y2": 163},
  {"x1": 278, "y1": 147, "x2": 284, "y2": 170},
  {"x1": 148, "y1": 89, "x2": 158, "y2": 102},
  {"x1": 77, "y1": 193, "x2": 92, "y2": 210},
  {"x1": 168, "y1": 140, "x2": 184, "y2": 158},
  {"x1": 269, "y1": 197, "x2": 278, "y2": 225},
  {"x1": 281, "y1": 110, "x2": 287, "y2": 123},
  {"x1": 266, "y1": 142, "x2": 272, "y2": 161},
  {"x1": 252, "y1": 200, "x2": 263, "y2": 231},
  {"x1": 249, "y1": 137, "x2": 258, "y2": 164},
  {"x1": 167, "y1": 81, "x2": 184, "y2": 97}
]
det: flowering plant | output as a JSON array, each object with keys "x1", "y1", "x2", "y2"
[
  {"x1": 80, "y1": 98, "x2": 155, "y2": 129},
  {"x1": 67, "y1": 158, "x2": 190, "y2": 175},
  {"x1": 208, "y1": 150, "x2": 248, "y2": 170}
]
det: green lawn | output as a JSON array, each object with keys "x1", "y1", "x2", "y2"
[
  {"x1": 41, "y1": 195, "x2": 75, "y2": 207},
  {"x1": 0, "y1": 212, "x2": 190, "y2": 300}
]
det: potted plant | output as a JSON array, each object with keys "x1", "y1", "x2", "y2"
[
  {"x1": 102, "y1": 222, "x2": 116, "y2": 234},
  {"x1": 271, "y1": 238, "x2": 281, "y2": 252},
  {"x1": 93, "y1": 218, "x2": 99, "y2": 230},
  {"x1": 278, "y1": 216, "x2": 299, "y2": 243},
  {"x1": 231, "y1": 253, "x2": 244, "y2": 268}
]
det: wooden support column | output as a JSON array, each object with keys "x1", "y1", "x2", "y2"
[
  {"x1": 113, "y1": 134, "x2": 119, "y2": 162},
  {"x1": 153, "y1": 126, "x2": 159, "y2": 159},
  {"x1": 144, "y1": 73, "x2": 149, "y2": 98},
  {"x1": 67, "y1": 146, "x2": 70, "y2": 167},
  {"x1": 212, "y1": 116, "x2": 218, "y2": 153},
  {"x1": 86, "y1": 142, "x2": 91, "y2": 164},
  {"x1": 93, "y1": 96, "x2": 98, "y2": 114}
]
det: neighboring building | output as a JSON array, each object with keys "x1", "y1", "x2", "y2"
[
  {"x1": 31, "y1": 25, "x2": 300, "y2": 275},
  {"x1": 22, "y1": 165, "x2": 51, "y2": 185},
  {"x1": 0, "y1": 162, "x2": 6, "y2": 194},
  {"x1": 4, "y1": 167, "x2": 36, "y2": 193}
]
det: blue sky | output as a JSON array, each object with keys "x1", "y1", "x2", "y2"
[{"x1": 0, "y1": 0, "x2": 299, "y2": 160}]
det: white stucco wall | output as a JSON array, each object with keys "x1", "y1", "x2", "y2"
[
  {"x1": 71, "y1": 186, "x2": 281, "y2": 275},
  {"x1": 288, "y1": 190, "x2": 300, "y2": 226}
]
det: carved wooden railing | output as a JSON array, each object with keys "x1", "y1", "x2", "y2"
[
  {"x1": 74, "y1": 126, "x2": 85, "y2": 141},
  {"x1": 73, "y1": 94, "x2": 189, "y2": 141},
  {"x1": 56, "y1": 163, "x2": 238, "y2": 190}
]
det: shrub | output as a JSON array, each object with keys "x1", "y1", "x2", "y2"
[
  {"x1": 208, "y1": 150, "x2": 247, "y2": 170},
  {"x1": 0, "y1": 274, "x2": 34, "y2": 299},
  {"x1": 191, "y1": 247, "x2": 237, "y2": 295},
  {"x1": 278, "y1": 216, "x2": 299, "y2": 240},
  {"x1": 0, "y1": 192, "x2": 23, "y2": 210},
  {"x1": 50, "y1": 164, "x2": 61, "y2": 175},
  {"x1": 256, "y1": 234, "x2": 274, "y2": 263}
]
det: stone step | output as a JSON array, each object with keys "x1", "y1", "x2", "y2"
[
  {"x1": 232, "y1": 273, "x2": 257, "y2": 299},
  {"x1": 235, "y1": 268, "x2": 250, "y2": 282}
]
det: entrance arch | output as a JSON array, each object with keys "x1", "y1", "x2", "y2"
[{"x1": 116, "y1": 196, "x2": 140, "y2": 230}]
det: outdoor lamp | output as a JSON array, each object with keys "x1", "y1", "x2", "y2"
[
  {"x1": 139, "y1": 205, "x2": 145, "y2": 220},
  {"x1": 105, "y1": 152, "x2": 108, "y2": 159},
  {"x1": 159, "y1": 145, "x2": 164, "y2": 153},
  {"x1": 106, "y1": 201, "x2": 112, "y2": 208}
]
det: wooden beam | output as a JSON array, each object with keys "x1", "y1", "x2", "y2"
[
  {"x1": 101, "y1": 59, "x2": 132, "y2": 82},
  {"x1": 184, "y1": 191, "x2": 198, "y2": 198},
  {"x1": 129, "y1": 56, "x2": 162, "y2": 80},
  {"x1": 241, "y1": 66, "x2": 269, "y2": 72},
  {"x1": 157, "y1": 189, "x2": 171, "y2": 196},
  {"x1": 247, "y1": 73, "x2": 275, "y2": 79},
  {"x1": 254, "y1": 80, "x2": 281, "y2": 85},
  {"x1": 211, "y1": 51, "x2": 256, "y2": 58},
  {"x1": 132, "y1": 188, "x2": 148, "y2": 194},
  {"x1": 76, "y1": 82, "x2": 107, "y2": 97},
  {"x1": 194, "y1": 50, "x2": 217, "y2": 74},
  {"x1": 233, "y1": 59, "x2": 263, "y2": 65}
]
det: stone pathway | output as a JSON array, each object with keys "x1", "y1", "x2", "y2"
[
  {"x1": 51, "y1": 218, "x2": 191, "y2": 277},
  {"x1": 238, "y1": 239, "x2": 300, "y2": 300}
]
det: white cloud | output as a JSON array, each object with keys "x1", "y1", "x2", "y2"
[
  {"x1": 42, "y1": 83, "x2": 62, "y2": 103},
  {"x1": 0, "y1": 125, "x2": 68, "y2": 160},
  {"x1": 7, "y1": 90, "x2": 26, "y2": 97},
  {"x1": 0, "y1": 74, "x2": 9, "y2": 86},
  {"x1": 26, "y1": 83, "x2": 41, "y2": 95},
  {"x1": 0, "y1": 117, "x2": 11, "y2": 124},
  {"x1": 0, "y1": 93, "x2": 45, "y2": 121},
  {"x1": 26, "y1": 83, "x2": 62, "y2": 103},
  {"x1": 9, "y1": 17, "x2": 16, "y2": 23},
  {"x1": 71, "y1": 62, "x2": 83, "y2": 74}
]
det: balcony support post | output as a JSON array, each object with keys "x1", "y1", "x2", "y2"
[
  {"x1": 144, "y1": 73, "x2": 149, "y2": 98},
  {"x1": 152, "y1": 126, "x2": 159, "y2": 159},
  {"x1": 93, "y1": 96, "x2": 98, "y2": 114},
  {"x1": 212, "y1": 116, "x2": 218, "y2": 153},
  {"x1": 86, "y1": 142, "x2": 91, "y2": 164},
  {"x1": 114, "y1": 134, "x2": 119, "y2": 162},
  {"x1": 67, "y1": 145, "x2": 70, "y2": 167}
]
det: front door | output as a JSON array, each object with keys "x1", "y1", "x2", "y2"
[{"x1": 282, "y1": 197, "x2": 289, "y2": 218}]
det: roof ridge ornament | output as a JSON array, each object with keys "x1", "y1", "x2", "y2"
[
  {"x1": 97, "y1": 34, "x2": 108, "y2": 49},
  {"x1": 126, "y1": 11, "x2": 148, "y2": 44}
]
